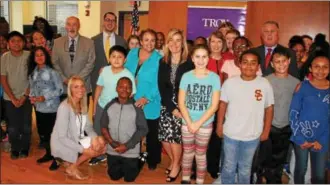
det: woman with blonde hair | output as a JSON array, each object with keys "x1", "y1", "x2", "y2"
[
  {"x1": 158, "y1": 28, "x2": 194, "y2": 182},
  {"x1": 50, "y1": 76, "x2": 106, "y2": 180}
]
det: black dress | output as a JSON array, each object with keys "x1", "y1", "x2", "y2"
[{"x1": 157, "y1": 59, "x2": 194, "y2": 144}]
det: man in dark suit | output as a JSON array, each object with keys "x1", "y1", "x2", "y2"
[
  {"x1": 91, "y1": 12, "x2": 127, "y2": 98},
  {"x1": 250, "y1": 21, "x2": 299, "y2": 183},
  {"x1": 89, "y1": 12, "x2": 127, "y2": 166},
  {"x1": 251, "y1": 21, "x2": 299, "y2": 78}
]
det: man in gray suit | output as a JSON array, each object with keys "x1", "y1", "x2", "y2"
[
  {"x1": 52, "y1": 16, "x2": 95, "y2": 103},
  {"x1": 251, "y1": 21, "x2": 299, "y2": 78},
  {"x1": 91, "y1": 12, "x2": 127, "y2": 98}
]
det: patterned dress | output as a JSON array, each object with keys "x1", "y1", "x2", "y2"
[{"x1": 158, "y1": 63, "x2": 182, "y2": 144}]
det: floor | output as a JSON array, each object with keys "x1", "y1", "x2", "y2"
[{"x1": 1, "y1": 110, "x2": 329, "y2": 184}]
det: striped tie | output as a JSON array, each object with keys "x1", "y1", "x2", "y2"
[{"x1": 69, "y1": 39, "x2": 75, "y2": 62}]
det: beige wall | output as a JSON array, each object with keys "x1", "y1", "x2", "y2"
[
  {"x1": 22, "y1": 1, "x2": 46, "y2": 25},
  {"x1": 78, "y1": 1, "x2": 101, "y2": 38}
]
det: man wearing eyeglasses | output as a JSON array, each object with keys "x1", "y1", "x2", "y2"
[
  {"x1": 91, "y1": 12, "x2": 127, "y2": 99},
  {"x1": 89, "y1": 12, "x2": 127, "y2": 166},
  {"x1": 52, "y1": 16, "x2": 96, "y2": 103}
]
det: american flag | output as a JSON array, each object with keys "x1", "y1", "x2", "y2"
[{"x1": 131, "y1": 1, "x2": 139, "y2": 33}]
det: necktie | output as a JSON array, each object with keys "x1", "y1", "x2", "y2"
[
  {"x1": 105, "y1": 34, "x2": 111, "y2": 62},
  {"x1": 265, "y1": 48, "x2": 272, "y2": 69},
  {"x1": 69, "y1": 39, "x2": 75, "y2": 63}
]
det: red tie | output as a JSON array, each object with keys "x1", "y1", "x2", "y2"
[{"x1": 265, "y1": 48, "x2": 272, "y2": 69}]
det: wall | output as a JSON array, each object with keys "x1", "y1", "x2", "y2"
[
  {"x1": 22, "y1": 1, "x2": 46, "y2": 25},
  {"x1": 148, "y1": 2, "x2": 188, "y2": 35},
  {"x1": 245, "y1": 1, "x2": 330, "y2": 47},
  {"x1": 148, "y1": 1, "x2": 247, "y2": 36},
  {"x1": 78, "y1": 1, "x2": 101, "y2": 38},
  {"x1": 10, "y1": 1, "x2": 23, "y2": 32}
]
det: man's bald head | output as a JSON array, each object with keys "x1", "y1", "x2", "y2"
[{"x1": 65, "y1": 16, "x2": 80, "y2": 38}]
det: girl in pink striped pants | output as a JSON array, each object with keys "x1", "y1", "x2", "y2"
[{"x1": 178, "y1": 45, "x2": 221, "y2": 184}]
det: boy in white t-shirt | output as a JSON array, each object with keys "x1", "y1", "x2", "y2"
[{"x1": 215, "y1": 50, "x2": 274, "y2": 184}]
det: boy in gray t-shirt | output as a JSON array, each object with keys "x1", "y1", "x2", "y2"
[
  {"x1": 0, "y1": 31, "x2": 32, "y2": 159},
  {"x1": 259, "y1": 47, "x2": 300, "y2": 183}
]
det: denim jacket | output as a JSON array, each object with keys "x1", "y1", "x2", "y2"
[{"x1": 29, "y1": 66, "x2": 63, "y2": 113}]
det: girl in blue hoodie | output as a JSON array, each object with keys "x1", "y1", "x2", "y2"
[{"x1": 289, "y1": 55, "x2": 329, "y2": 184}]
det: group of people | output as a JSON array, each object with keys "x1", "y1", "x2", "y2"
[{"x1": 0, "y1": 11, "x2": 329, "y2": 184}]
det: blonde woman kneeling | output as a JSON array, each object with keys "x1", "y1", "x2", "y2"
[{"x1": 50, "y1": 76, "x2": 106, "y2": 180}]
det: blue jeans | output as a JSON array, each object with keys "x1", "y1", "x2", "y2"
[
  {"x1": 221, "y1": 135, "x2": 259, "y2": 184},
  {"x1": 293, "y1": 144, "x2": 327, "y2": 184}
]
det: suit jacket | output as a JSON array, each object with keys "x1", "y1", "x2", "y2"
[
  {"x1": 50, "y1": 100, "x2": 97, "y2": 163},
  {"x1": 90, "y1": 32, "x2": 127, "y2": 95},
  {"x1": 158, "y1": 59, "x2": 194, "y2": 114},
  {"x1": 52, "y1": 35, "x2": 96, "y2": 93},
  {"x1": 251, "y1": 44, "x2": 299, "y2": 78}
]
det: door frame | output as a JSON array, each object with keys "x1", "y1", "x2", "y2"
[{"x1": 118, "y1": 11, "x2": 148, "y2": 37}]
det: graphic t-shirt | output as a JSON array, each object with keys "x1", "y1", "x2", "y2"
[
  {"x1": 221, "y1": 76, "x2": 274, "y2": 141},
  {"x1": 179, "y1": 70, "x2": 221, "y2": 126}
]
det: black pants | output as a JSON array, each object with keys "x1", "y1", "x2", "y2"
[
  {"x1": 35, "y1": 111, "x2": 56, "y2": 155},
  {"x1": 207, "y1": 122, "x2": 223, "y2": 176},
  {"x1": 254, "y1": 125, "x2": 292, "y2": 184},
  {"x1": 5, "y1": 100, "x2": 32, "y2": 152},
  {"x1": 107, "y1": 154, "x2": 140, "y2": 182},
  {"x1": 60, "y1": 92, "x2": 92, "y2": 107},
  {"x1": 146, "y1": 118, "x2": 161, "y2": 167}
]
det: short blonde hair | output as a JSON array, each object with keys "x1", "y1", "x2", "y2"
[
  {"x1": 163, "y1": 28, "x2": 188, "y2": 63},
  {"x1": 67, "y1": 76, "x2": 88, "y2": 114}
]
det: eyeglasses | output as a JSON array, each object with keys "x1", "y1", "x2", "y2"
[
  {"x1": 104, "y1": 19, "x2": 116, "y2": 23},
  {"x1": 233, "y1": 44, "x2": 248, "y2": 51}
]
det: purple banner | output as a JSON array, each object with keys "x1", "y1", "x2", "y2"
[{"x1": 187, "y1": 6, "x2": 246, "y2": 40}]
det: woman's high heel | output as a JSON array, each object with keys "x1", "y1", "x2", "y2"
[{"x1": 166, "y1": 168, "x2": 181, "y2": 182}]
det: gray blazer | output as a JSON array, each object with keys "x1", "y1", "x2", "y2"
[
  {"x1": 90, "y1": 33, "x2": 127, "y2": 96},
  {"x1": 52, "y1": 35, "x2": 96, "y2": 94},
  {"x1": 51, "y1": 100, "x2": 97, "y2": 163}
]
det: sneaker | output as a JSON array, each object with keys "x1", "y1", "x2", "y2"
[
  {"x1": 19, "y1": 150, "x2": 29, "y2": 158},
  {"x1": 89, "y1": 155, "x2": 106, "y2": 166},
  {"x1": 10, "y1": 151, "x2": 19, "y2": 160}
]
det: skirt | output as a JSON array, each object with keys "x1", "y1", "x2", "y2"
[{"x1": 158, "y1": 105, "x2": 182, "y2": 144}]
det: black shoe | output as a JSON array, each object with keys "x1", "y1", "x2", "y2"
[
  {"x1": 19, "y1": 150, "x2": 29, "y2": 158},
  {"x1": 190, "y1": 173, "x2": 196, "y2": 180},
  {"x1": 49, "y1": 159, "x2": 60, "y2": 171},
  {"x1": 37, "y1": 154, "x2": 53, "y2": 164},
  {"x1": 181, "y1": 180, "x2": 191, "y2": 184},
  {"x1": 166, "y1": 168, "x2": 181, "y2": 182},
  {"x1": 148, "y1": 164, "x2": 157, "y2": 171},
  {"x1": 10, "y1": 151, "x2": 19, "y2": 160},
  {"x1": 210, "y1": 172, "x2": 219, "y2": 179}
]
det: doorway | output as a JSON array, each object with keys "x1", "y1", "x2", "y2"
[{"x1": 118, "y1": 11, "x2": 148, "y2": 40}]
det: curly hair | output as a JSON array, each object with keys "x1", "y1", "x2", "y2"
[{"x1": 27, "y1": 46, "x2": 53, "y2": 78}]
